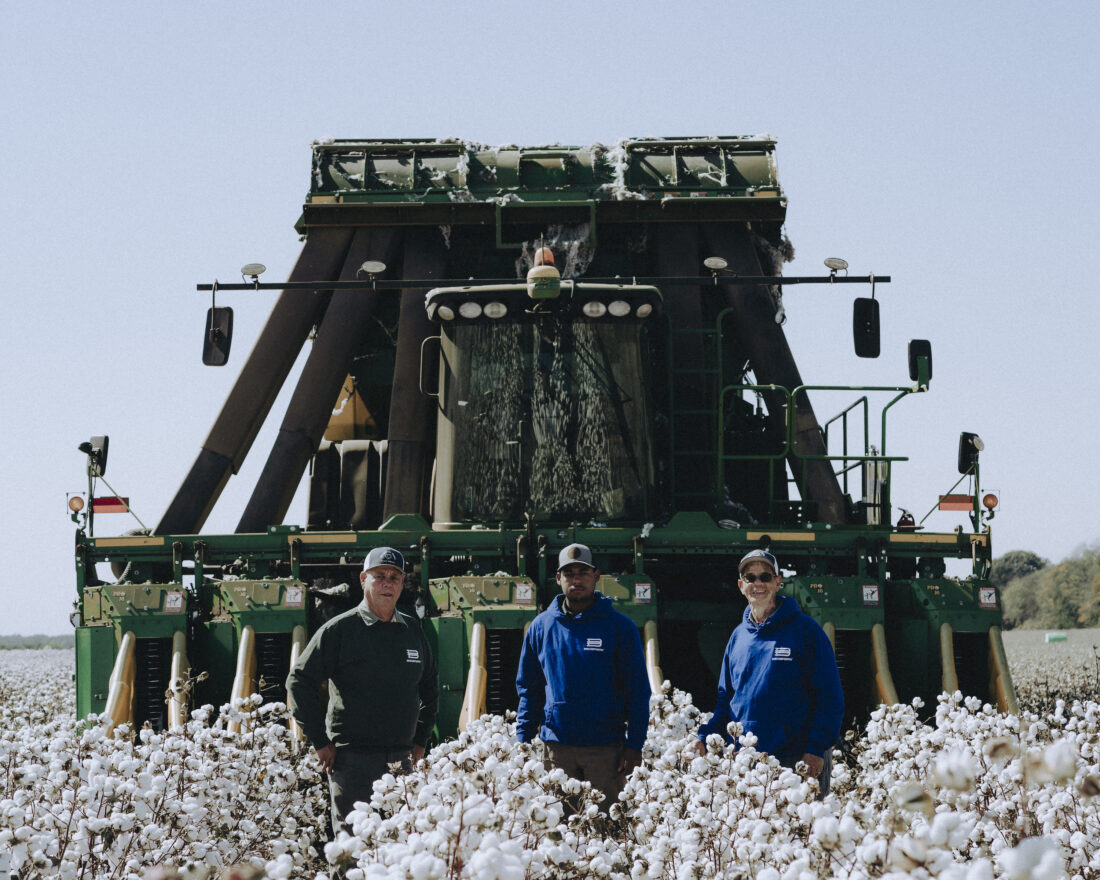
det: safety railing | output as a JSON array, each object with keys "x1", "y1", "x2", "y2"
[{"x1": 716, "y1": 382, "x2": 915, "y2": 522}]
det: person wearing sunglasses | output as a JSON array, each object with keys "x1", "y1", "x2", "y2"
[{"x1": 693, "y1": 549, "x2": 843, "y2": 797}]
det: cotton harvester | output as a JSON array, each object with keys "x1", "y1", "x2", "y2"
[{"x1": 70, "y1": 136, "x2": 1016, "y2": 736}]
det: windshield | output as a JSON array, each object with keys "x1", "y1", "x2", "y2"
[{"x1": 438, "y1": 319, "x2": 654, "y2": 523}]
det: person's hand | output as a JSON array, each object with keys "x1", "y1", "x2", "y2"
[
  {"x1": 691, "y1": 739, "x2": 707, "y2": 757},
  {"x1": 618, "y1": 748, "x2": 642, "y2": 775},
  {"x1": 411, "y1": 744, "x2": 426, "y2": 763},
  {"x1": 316, "y1": 743, "x2": 336, "y2": 773},
  {"x1": 801, "y1": 752, "x2": 824, "y2": 778}
]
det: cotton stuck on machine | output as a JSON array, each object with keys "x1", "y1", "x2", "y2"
[{"x1": 70, "y1": 137, "x2": 1016, "y2": 737}]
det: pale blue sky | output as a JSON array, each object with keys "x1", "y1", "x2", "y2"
[{"x1": 2, "y1": 1, "x2": 1097, "y2": 634}]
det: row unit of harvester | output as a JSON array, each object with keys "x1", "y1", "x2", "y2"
[{"x1": 71, "y1": 136, "x2": 1016, "y2": 736}]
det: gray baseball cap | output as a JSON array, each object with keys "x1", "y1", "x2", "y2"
[
  {"x1": 738, "y1": 549, "x2": 778, "y2": 574},
  {"x1": 557, "y1": 543, "x2": 596, "y2": 571},
  {"x1": 363, "y1": 547, "x2": 405, "y2": 571}
]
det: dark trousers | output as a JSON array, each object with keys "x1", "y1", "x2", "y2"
[
  {"x1": 544, "y1": 742, "x2": 625, "y2": 808},
  {"x1": 329, "y1": 748, "x2": 412, "y2": 834}
]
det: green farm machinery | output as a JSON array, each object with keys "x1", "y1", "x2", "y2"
[{"x1": 71, "y1": 137, "x2": 1016, "y2": 737}]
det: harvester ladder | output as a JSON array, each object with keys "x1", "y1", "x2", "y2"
[{"x1": 668, "y1": 326, "x2": 722, "y2": 508}]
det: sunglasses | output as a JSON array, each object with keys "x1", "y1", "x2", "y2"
[{"x1": 741, "y1": 572, "x2": 776, "y2": 584}]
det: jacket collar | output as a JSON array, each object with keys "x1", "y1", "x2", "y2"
[
  {"x1": 742, "y1": 594, "x2": 798, "y2": 632},
  {"x1": 356, "y1": 599, "x2": 407, "y2": 627},
  {"x1": 551, "y1": 591, "x2": 611, "y2": 620}
]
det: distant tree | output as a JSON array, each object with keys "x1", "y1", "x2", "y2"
[
  {"x1": 1069, "y1": 547, "x2": 1100, "y2": 626},
  {"x1": 0, "y1": 634, "x2": 73, "y2": 649},
  {"x1": 1001, "y1": 570, "x2": 1043, "y2": 628},
  {"x1": 1037, "y1": 559, "x2": 1094, "y2": 629},
  {"x1": 990, "y1": 550, "x2": 1048, "y2": 589}
]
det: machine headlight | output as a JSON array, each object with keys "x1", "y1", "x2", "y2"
[
  {"x1": 582, "y1": 301, "x2": 608, "y2": 318},
  {"x1": 608, "y1": 300, "x2": 631, "y2": 317},
  {"x1": 636, "y1": 303, "x2": 653, "y2": 318},
  {"x1": 458, "y1": 302, "x2": 483, "y2": 319},
  {"x1": 437, "y1": 305, "x2": 456, "y2": 321},
  {"x1": 483, "y1": 301, "x2": 507, "y2": 319}
]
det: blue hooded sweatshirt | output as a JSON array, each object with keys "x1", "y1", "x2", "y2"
[
  {"x1": 698, "y1": 596, "x2": 843, "y2": 764},
  {"x1": 516, "y1": 592, "x2": 651, "y2": 750}
]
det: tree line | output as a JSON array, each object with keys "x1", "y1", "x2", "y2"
[
  {"x1": 0, "y1": 634, "x2": 73, "y2": 649},
  {"x1": 992, "y1": 545, "x2": 1100, "y2": 629}
]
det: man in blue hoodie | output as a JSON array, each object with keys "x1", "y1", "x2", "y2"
[
  {"x1": 695, "y1": 549, "x2": 843, "y2": 796},
  {"x1": 516, "y1": 543, "x2": 651, "y2": 805}
]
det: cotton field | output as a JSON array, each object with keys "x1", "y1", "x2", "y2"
[{"x1": 3, "y1": 634, "x2": 1100, "y2": 880}]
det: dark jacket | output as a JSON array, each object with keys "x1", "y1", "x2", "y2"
[
  {"x1": 516, "y1": 593, "x2": 650, "y2": 750},
  {"x1": 698, "y1": 596, "x2": 843, "y2": 764},
  {"x1": 286, "y1": 602, "x2": 438, "y2": 752}
]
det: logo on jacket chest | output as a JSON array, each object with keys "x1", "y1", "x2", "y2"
[
  {"x1": 584, "y1": 638, "x2": 604, "y2": 652},
  {"x1": 406, "y1": 648, "x2": 421, "y2": 663},
  {"x1": 772, "y1": 645, "x2": 792, "y2": 661}
]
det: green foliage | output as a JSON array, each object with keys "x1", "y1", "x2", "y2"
[
  {"x1": 994, "y1": 544, "x2": 1100, "y2": 630},
  {"x1": 989, "y1": 550, "x2": 1048, "y2": 589},
  {"x1": 1001, "y1": 570, "x2": 1043, "y2": 629}
]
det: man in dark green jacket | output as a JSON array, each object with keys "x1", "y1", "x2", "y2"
[{"x1": 287, "y1": 547, "x2": 438, "y2": 834}]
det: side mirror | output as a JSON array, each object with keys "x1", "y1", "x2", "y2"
[
  {"x1": 78, "y1": 435, "x2": 109, "y2": 477},
  {"x1": 957, "y1": 431, "x2": 984, "y2": 475},
  {"x1": 202, "y1": 307, "x2": 234, "y2": 366},
  {"x1": 908, "y1": 338, "x2": 932, "y2": 386},
  {"x1": 853, "y1": 298, "x2": 880, "y2": 358},
  {"x1": 419, "y1": 336, "x2": 441, "y2": 398}
]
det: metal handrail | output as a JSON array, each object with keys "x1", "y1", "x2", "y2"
[{"x1": 718, "y1": 383, "x2": 917, "y2": 518}]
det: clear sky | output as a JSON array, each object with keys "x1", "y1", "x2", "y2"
[{"x1": 2, "y1": 1, "x2": 1097, "y2": 634}]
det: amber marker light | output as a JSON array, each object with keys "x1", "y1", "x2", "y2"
[
  {"x1": 68, "y1": 495, "x2": 85, "y2": 512},
  {"x1": 982, "y1": 493, "x2": 999, "y2": 510}
]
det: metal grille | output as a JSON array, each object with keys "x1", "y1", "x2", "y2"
[
  {"x1": 832, "y1": 629, "x2": 871, "y2": 729},
  {"x1": 256, "y1": 632, "x2": 291, "y2": 706},
  {"x1": 953, "y1": 631, "x2": 990, "y2": 701},
  {"x1": 485, "y1": 629, "x2": 524, "y2": 716},
  {"x1": 134, "y1": 637, "x2": 172, "y2": 731}
]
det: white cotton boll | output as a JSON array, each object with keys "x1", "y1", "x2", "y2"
[
  {"x1": 110, "y1": 812, "x2": 134, "y2": 832},
  {"x1": 1043, "y1": 740, "x2": 1078, "y2": 782},
  {"x1": 837, "y1": 814, "x2": 860, "y2": 843},
  {"x1": 964, "y1": 857, "x2": 995, "y2": 880},
  {"x1": 408, "y1": 850, "x2": 446, "y2": 880},
  {"x1": 933, "y1": 750, "x2": 976, "y2": 791},
  {"x1": 997, "y1": 836, "x2": 1067, "y2": 880},
  {"x1": 780, "y1": 857, "x2": 810, "y2": 880},
  {"x1": 810, "y1": 816, "x2": 840, "y2": 849},
  {"x1": 889, "y1": 834, "x2": 929, "y2": 871},
  {"x1": 264, "y1": 853, "x2": 295, "y2": 878},
  {"x1": 892, "y1": 781, "x2": 934, "y2": 816}
]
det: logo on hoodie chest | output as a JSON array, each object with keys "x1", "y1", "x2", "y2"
[
  {"x1": 584, "y1": 638, "x2": 604, "y2": 652},
  {"x1": 772, "y1": 645, "x2": 792, "y2": 661}
]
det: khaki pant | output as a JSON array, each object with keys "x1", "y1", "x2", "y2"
[{"x1": 544, "y1": 742, "x2": 625, "y2": 808}]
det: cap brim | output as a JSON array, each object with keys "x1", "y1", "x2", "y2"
[{"x1": 557, "y1": 561, "x2": 596, "y2": 572}]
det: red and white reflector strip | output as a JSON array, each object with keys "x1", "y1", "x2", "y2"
[
  {"x1": 92, "y1": 496, "x2": 129, "y2": 514},
  {"x1": 938, "y1": 494, "x2": 973, "y2": 512}
]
